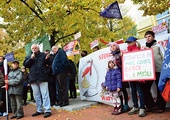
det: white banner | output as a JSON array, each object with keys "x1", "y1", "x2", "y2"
[{"x1": 78, "y1": 33, "x2": 170, "y2": 106}]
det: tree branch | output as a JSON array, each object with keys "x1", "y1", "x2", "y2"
[
  {"x1": 83, "y1": 7, "x2": 99, "y2": 13},
  {"x1": 55, "y1": 32, "x2": 77, "y2": 43},
  {"x1": 20, "y1": 0, "x2": 44, "y2": 22},
  {"x1": 34, "y1": 1, "x2": 43, "y2": 14},
  {"x1": 6, "y1": 0, "x2": 11, "y2": 4}
]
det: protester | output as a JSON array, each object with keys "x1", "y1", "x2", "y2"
[
  {"x1": 68, "y1": 59, "x2": 77, "y2": 99},
  {"x1": 51, "y1": 46, "x2": 61, "y2": 106},
  {"x1": 77, "y1": 50, "x2": 88, "y2": 68},
  {"x1": 93, "y1": 46, "x2": 100, "y2": 52},
  {"x1": 125, "y1": 36, "x2": 146, "y2": 117},
  {"x1": 104, "y1": 60, "x2": 122, "y2": 115},
  {"x1": 144, "y1": 31, "x2": 166, "y2": 113},
  {"x1": 23, "y1": 44, "x2": 51, "y2": 118},
  {"x1": 52, "y1": 46, "x2": 70, "y2": 107},
  {"x1": 109, "y1": 42, "x2": 130, "y2": 112},
  {"x1": 5, "y1": 60, "x2": 24, "y2": 119},
  {"x1": 0, "y1": 57, "x2": 6, "y2": 117},
  {"x1": 44, "y1": 50, "x2": 56, "y2": 106},
  {"x1": 21, "y1": 66, "x2": 29, "y2": 106}
]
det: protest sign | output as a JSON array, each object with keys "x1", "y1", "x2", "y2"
[
  {"x1": 122, "y1": 49, "x2": 155, "y2": 81},
  {"x1": 63, "y1": 40, "x2": 80, "y2": 56}
]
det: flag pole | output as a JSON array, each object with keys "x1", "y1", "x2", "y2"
[{"x1": 3, "y1": 59, "x2": 9, "y2": 120}]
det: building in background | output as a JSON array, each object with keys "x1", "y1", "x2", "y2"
[
  {"x1": 153, "y1": 10, "x2": 170, "y2": 36},
  {"x1": 123, "y1": 0, "x2": 156, "y2": 38}
]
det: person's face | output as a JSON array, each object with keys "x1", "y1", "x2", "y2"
[
  {"x1": 110, "y1": 44, "x2": 117, "y2": 52},
  {"x1": 81, "y1": 52, "x2": 86, "y2": 57},
  {"x1": 12, "y1": 62, "x2": 19, "y2": 69},
  {"x1": 44, "y1": 51, "x2": 50, "y2": 54},
  {"x1": 52, "y1": 47, "x2": 58, "y2": 54},
  {"x1": 0, "y1": 57, "x2": 3, "y2": 63},
  {"x1": 109, "y1": 61, "x2": 115, "y2": 68},
  {"x1": 145, "y1": 34, "x2": 155, "y2": 43},
  {"x1": 127, "y1": 41, "x2": 136, "y2": 46},
  {"x1": 31, "y1": 45, "x2": 39, "y2": 53},
  {"x1": 93, "y1": 48, "x2": 98, "y2": 52}
]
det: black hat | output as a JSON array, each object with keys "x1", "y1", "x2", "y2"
[{"x1": 12, "y1": 60, "x2": 19, "y2": 64}]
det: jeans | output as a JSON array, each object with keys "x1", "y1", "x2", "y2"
[
  {"x1": 130, "y1": 82, "x2": 145, "y2": 109},
  {"x1": 31, "y1": 82, "x2": 51, "y2": 113}
]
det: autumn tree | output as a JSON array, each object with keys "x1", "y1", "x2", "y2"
[
  {"x1": 131, "y1": 0, "x2": 169, "y2": 16},
  {"x1": 0, "y1": 0, "x2": 137, "y2": 58}
]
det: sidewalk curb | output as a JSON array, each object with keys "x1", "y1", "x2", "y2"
[{"x1": 28, "y1": 96, "x2": 98, "y2": 112}]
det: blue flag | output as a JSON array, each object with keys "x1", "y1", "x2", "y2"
[
  {"x1": 159, "y1": 37, "x2": 170, "y2": 92},
  {"x1": 100, "y1": 1, "x2": 122, "y2": 19},
  {"x1": 4, "y1": 52, "x2": 15, "y2": 62}
]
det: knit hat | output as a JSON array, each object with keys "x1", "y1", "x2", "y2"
[
  {"x1": 125, "y1": 36, "x2": 137, "y2": 43},
  {"x1": 108, "y1": 42, "x2": 120, "y2": 49}
]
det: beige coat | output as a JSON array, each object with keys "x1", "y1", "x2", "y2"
[{"x1": 145, "y1": 42, "x2": 165, "y2": 72}]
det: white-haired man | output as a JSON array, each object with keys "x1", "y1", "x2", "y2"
[
  {"x1": 23, "y1": 44, "x2": 51, "y2": 118},
  {"x1": 52, "y1": 46, "x2": 70, "y2": 107}
]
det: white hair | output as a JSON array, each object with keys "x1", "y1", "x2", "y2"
[
  {"x1": 31, "y1": 44, "x2": 40, "y2": 49},
  {"x1": 52, "y1": 46, "x2": 58, "y2": 50}
]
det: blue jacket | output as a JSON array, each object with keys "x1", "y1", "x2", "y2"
[
  {"x1": 105, "y1": 68, "x2": 122, "y2": 91},
  {"x1": 52, "y1": 48, "x2": 70, "y2": 75}
]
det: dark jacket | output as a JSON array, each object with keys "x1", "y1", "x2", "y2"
[
  {"x1": 22, "y1": 71, "x2": 29, "y2": 86},
  {"x1": 8, "y1": 68, "x2": 23, "y2": 95},
  {"x1": 52, "y1": 48, "x2": 70, "y2": 75},
  {"x1": 0, "y1": 71, "x2": 4, "y2": 87},
  {"x1": 67, "y1": 60, "x2": 77, "y2": 80},
  {"x1": 105, "y1": 68, "x2": 122, "y2": 91},
  {"x1": 23, "y1": 51, "x2": 49, "y2": 83},
  {"x1": 0, "y1": 62, "x2": 10, "y2": 87}
]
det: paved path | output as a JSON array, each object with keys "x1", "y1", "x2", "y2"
[{"x1": 0, "y1": 97, "x2": 170, "y2": 120}]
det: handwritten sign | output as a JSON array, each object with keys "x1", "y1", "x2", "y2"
[{"x1": 122, "y1": 49, "x2": 156, "y2": 81}]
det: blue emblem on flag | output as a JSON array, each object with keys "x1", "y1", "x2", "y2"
[{"x1": 100, "y1": 1, "x2": 122, "y2": 19}]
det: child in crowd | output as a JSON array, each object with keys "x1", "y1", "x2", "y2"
[
  {"x1": 144, "y1": 31, "x2": 166, "y2": 113},
  {"x1": 125, "y1": 36, "x2": 146, "y2": 117},
  {"x1": 5, "y1": 60, "x2": 24, "y2": 119},
  {"x1": 110, "y1": 42, "x2": 130, "y2": 112},
  {"x1": 21, "y1": 66, "x2": 29, "y2": 106},
  {"x1": 104, "y1": 60, "x2": 122, "y2": 115}
]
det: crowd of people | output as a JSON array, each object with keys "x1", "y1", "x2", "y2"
[
  {"x1": 0, "y1": 44, "x2": 77, "y2": 119},
  {"x1": 103, "y1": 30, "x2": 166, "y2": 117},
  {"x1": 0, "y1": 30, "x2": 168, "y2": 119}
]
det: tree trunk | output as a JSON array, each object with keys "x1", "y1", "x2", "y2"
[{"x1": 49, "y1": 30, "x2": 57, "y2": 47}]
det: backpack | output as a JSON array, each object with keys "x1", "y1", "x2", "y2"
[{"x1": 162, "y1": 80, "x2": 170, "y2": 102}]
